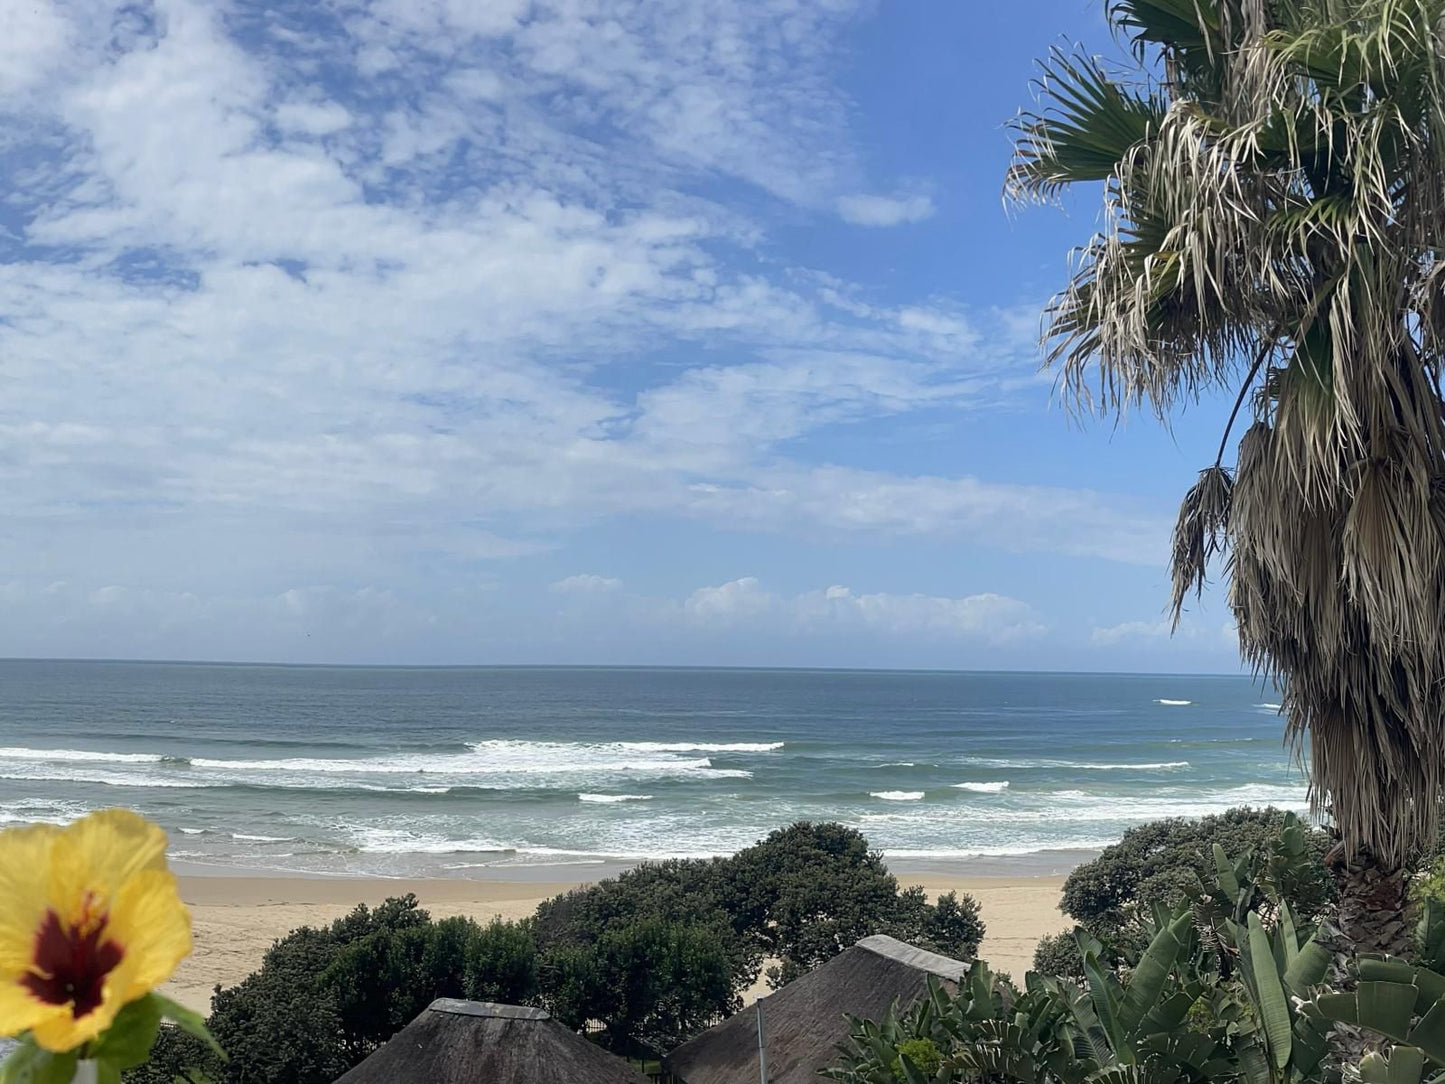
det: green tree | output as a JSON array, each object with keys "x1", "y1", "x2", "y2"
[
  {"x1": 1058, "y1": 807, "x2": 1334, "y2": 942},
  {"x1": 1010, "y1": 0, "x2": 1445, "y2": 955},
  {"x1": 543, "y1": 918, "x2": 735, "y2": 1054}
]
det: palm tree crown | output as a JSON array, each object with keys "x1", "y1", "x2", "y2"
[{"x1": 1010, "y1": 0, "x2": 1445, "y2": 868}]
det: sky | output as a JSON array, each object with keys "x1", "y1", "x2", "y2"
[{"x1": 0, "y1": 0, "x2": 1246, "y2": 672}]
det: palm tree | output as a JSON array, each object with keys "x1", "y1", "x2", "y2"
[{"x1": 1009, "y1": 0, "x2": 1445, "y2": 957}]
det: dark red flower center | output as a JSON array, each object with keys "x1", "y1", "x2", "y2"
[{"x1": 21, "y1": 907, "x2": 125, "y2": 1019}]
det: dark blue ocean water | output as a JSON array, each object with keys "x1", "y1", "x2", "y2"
[{"x1": 0, "y1": 661, "x2": 1303, "y2": 875}]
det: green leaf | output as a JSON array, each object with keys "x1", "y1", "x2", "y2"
[
  {"x1": 1387, "y1": 1046, "x2": 1427, "y2": 1084},
  {"x1": 0, "y1": 1041, "x2": 78, "y2": 1084},
  {"x1": 1119, "y1": 911, "x2": 1187, "y2": 1035},
  {"x1": 1359, "y1": 980, "x2": 1421, "y2": 1041},
  {"x1": 1213, "y1": 844, "x2": 1242, "y2": 899},
  {"x1": 89, "y1": 994, "x2": 164, "y2": 1069},
  {"x1": 1280, "y1": 902, "x2": 1299, "y2": 966},
  {"x1": 1407, "y1": 999, "x2": 1445, "y2": 1066},
  {"x1": 1236, "y1": 1040, "x2": 1273, "y2": 1084},
  {"x1": 1247, "y1": 911, "x2": 1292, "y2": 1071},
  {"x1": 1283, "y1": 939, "x2": 1331, "y2": 997},
  {"x1": 1315, "y1": 991, "x2": 1360, "y2": 1025},
  {"x1": 150, "y1": 994, "x2": 226, "y2": 1061},
  {"x1": 1360, "y1": 958, "x2": 1419, "y2": 985},
  {"x1": 1081, "y1": 948, "x2": 1129, "y2": 1063}
]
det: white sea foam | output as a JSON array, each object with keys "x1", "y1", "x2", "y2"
[
  {"x1": 0, "y1": 746, "x2": 165, "y2": 764},
  {"x1": 578, "y1": 793, "x2": 653, "y2": 803},
  {"x1": 232, "y1": 834, "x2": 294, "y2": 842},
  {"x1": 953, "y1": 781, "x2": 1009, "y2": 793},
  {"x1": 961, "y1": 757, "x2": 1189, "y2": 771},
  {"x1": 871, "y1": 790, "x2": 925, "y2": 801},
  {"x1": 177, "y1": 827, "x2": 207, "y2": 835},
  {"x1": 1256, "y1": 702, "x2": 1283, "y2": 711},
  {"x1": 1154, "y1": 699, "x2": 1192, "y2": 706},
  {"x1": 875, "y1": 761, "x2": 916, "y2": 768},
  {"x1": 617, "y1": 742, "x2": 783, "y2": 753},
  {"x1": 0, "y1": 739, "x2": 753, "y2": 790}
]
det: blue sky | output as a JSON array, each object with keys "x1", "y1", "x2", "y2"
[{"x1": 0, "y1": 0, "x2": 1243, "y2": 672}]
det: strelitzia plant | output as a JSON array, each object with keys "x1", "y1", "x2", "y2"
[{"x1": 0, "y1": 810, "x2": 220, "y2": 1084}]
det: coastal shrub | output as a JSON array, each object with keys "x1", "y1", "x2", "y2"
[
  {"x1": 1057, "y1": 806, "x2": 1334, "y2": 941},
  {"x1": 543, "y1": 918, "x2": 734, "y2": 1053},
  {"x1": 728, "y1": 822, "x2": 984, "y2": 986},
  {"x1": 534, "y1": 823, "x2": 985, "y2": 995},
  {"x1": 124, "y1": 895, "x2": 540, "y2": 1084},
  {"x1": 1030, "y1": 930, "x2": 1086, "y2": 981}
]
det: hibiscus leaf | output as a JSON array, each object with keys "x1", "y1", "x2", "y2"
[
  {"x1": 0, "y1": 1038, "x2": 78, "y2": 1084},
  {"x1": 151, "y1": 994, "x2": 227, "y2": 1061},
  {"x1": 89, "y1": 994, "x2": 164, "y2": 1069}
]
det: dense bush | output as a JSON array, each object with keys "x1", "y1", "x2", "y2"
[
  {"x1": 1056, "y1": 806, "x2": 1334, "y2": 940},
  {"x1": 534, "y1": 822, "x2": 985, "y2": 995},
  {"x1": 128, "y1": 896, "x2": 539, "y2": 1084},
  {"x1": 831, "y1": 813, "x2": 1437, "y2": 1084}
]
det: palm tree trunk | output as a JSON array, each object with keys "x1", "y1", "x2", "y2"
[
  {"x1": 1321, "y1": 845, "x2": 1415, "y2": 1066},
  {"x1": 1328, "y1": 845, "x2": 1414, "y2": 958}
]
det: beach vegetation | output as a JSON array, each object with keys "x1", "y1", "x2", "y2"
[
  {"x1": 127, "y1": 821, "x2": 982, "y2": 1082},
  {"x1": 1052, "y1": 807, "x2": 1334, "y2": 949},
  {"x1": 828, "y1": 813, "x2": 1445, "y2": 1084},
  {"x1": 1011, "y1": 0, "x2": 1445, "y2": 956}
]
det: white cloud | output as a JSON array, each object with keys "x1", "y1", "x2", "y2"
[
  {"x1": 0, "y1": 0, "x2": 1172, "y2": 660},
  {"x1": 274, "y1": 100, "x2": 354, "y2": 136},
  {"x1": 0, "y1": 1, "x2": 70, "y2": 98},
  {"x1": 836, "y1": 193, "x2": 935, "y2": 227},
  {"x1": 551, "y1": 574, "x2": 623, "y2": 594},
  {"x1": 1090, "y1": 616, "x2": 1239, "y2": 649},
  {"x1": 685, "y1": 577, "x2": 775, "y2": 623},
  {"x1": 683, "y1": 578, "x2": 1045, "y2": 643},
  {"x1": 1090, "y1": 619, "x2": 1172, "y2": 646}
]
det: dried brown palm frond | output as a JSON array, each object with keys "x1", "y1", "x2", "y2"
[{"x1": 1011, "y1": 0, "x2": 1445, "y2": 868}]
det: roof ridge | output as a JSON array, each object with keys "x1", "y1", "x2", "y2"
[
  {"x1": 427, "y1": 999, "x2": 552, "y2": 1021},
  {"x1": 854, "y1": 935, "x2": 970, "y2": 981}
]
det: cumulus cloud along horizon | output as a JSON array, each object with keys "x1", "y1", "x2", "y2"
[{"x1": 0, "y1": 0, "x2": 1232, "y2": 669}]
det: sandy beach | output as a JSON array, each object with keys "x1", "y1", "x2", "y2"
[{"x1": 164, "y1": 871, "x2": 1071, "y2": 1013}]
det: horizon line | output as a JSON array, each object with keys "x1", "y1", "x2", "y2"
[{"x1": 0, "y1": 655, "x2": 1252, "y2": 679}]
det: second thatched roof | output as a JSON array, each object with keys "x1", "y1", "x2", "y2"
[
  {"x1": 664, "y1": 935, "x2": 968, "y2": 1084},
  {"x1": 333, "y1": 999, "x2": 650, "y2": 1084}
]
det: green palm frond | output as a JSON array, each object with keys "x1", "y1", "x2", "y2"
[{"x1": 1007, "y1": 50, "x2": 1167, "y2": 202}]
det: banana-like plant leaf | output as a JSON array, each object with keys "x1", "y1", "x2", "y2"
[
  {"x1": 1359, "y1": 980, "x2": 1423, "y2": 1041},
  {"x1": 1417, "y1": 970, "x2": 1445, "y2": 1015},
  {"x1": 1247, "y1": 911, "x2": 1292, "y2": 1071},
  {"x1": 1407, "y1": 999, "x2": 1445, "y2": 1066},
  {"x1": 1119, "y1": 911, "x2": 1189, "y2": 1035},
  {"x1": 1315, "y1": 991, "x2": 1360, "y2": 1025},
  {"x1": 1283, "y1": 938, "x2": 1331, "y2": 997},
  {"x1": 1212, "y1": 843, "x2": 1242, "y2": 900},
  {"x1": 1387, "y1": 1045, "x2": 1427, "y2": 1084},
  {"x1": 1082, "y1": 947, "x2": 1130, "y2": 1064},
  {"x1": 1361, "y1": 958, "x2": 1421, "y2": 984}
]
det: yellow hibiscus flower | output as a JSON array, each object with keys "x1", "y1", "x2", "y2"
[{"x1": 0, "y1": 809, "x2": 192, "y2": 1052}]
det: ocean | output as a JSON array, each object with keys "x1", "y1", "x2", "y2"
[{"x1": 0, "y1": 660, "x2": 1306, "y2": 877}]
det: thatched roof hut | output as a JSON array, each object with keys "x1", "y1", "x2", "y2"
[
  {"x1": 333, "y1": 998, "x2": 650, "y2": 1084},
  {"x1": 665, "y1": 935, "x2": 969, "y2": 1084}
]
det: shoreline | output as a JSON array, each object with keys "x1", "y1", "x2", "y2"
[
  {"x1": 167, "y1": 846, "x2": 1100, "y2": 884},
  {"x1": 166, "y1": 865, "x2": 1075, "y2": 1014}
]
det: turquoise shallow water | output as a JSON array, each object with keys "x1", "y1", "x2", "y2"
[{"x1": 0, "y1": 661, "x2": 1304, "y2": 876}]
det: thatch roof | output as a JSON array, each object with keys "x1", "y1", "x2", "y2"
[
  {"x1": 665, "y1": 935, "x2": 968, "y2": 1084},
  {"x1": 333, "y1": 999, "x2": 650, "y2": 1084}
]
